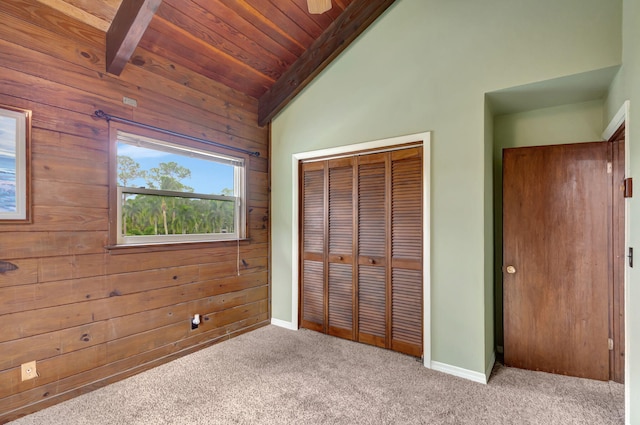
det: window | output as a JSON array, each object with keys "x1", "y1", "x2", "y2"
[{"x1": 115, "y1": 131, "x2": 246, "y2": 245}]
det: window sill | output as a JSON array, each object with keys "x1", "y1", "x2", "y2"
[{"x1": 105, "y1": 238, "x2": 251, "y2": 255}]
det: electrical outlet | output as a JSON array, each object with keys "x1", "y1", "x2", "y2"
[{"x1": 21, "y1": 361, "x2": 38, "y2": 381}]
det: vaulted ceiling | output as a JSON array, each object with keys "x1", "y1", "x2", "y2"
[{"x1": 36, "y1": 0, "x2": 395, "y2": 125}]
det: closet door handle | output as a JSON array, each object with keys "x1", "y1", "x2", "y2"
[{"x1": 368, "y1": 258, "x2": 375, "y2": 264}]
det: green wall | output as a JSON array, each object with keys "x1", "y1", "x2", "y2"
[
  {"x1": 605, "y1": 0, "x2": 640, "y2": 421},
  {"x1": 271, "y1": 0, "x2": 621, "y2": 377}
]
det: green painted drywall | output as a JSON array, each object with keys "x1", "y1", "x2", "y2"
[
  {"x1": 605, "y1": 0, "x2": 640, "y2": 421},
  {"x1": 492, "y1": 99, "x2": 606, "y2": 350},
  {"x1": 271, "y1": 0, "x2": 621, "y2": 375}
]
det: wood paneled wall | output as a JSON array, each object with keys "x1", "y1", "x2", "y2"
[{"x1": 0, "y1": 1, "x2": 269, "y2": 422}]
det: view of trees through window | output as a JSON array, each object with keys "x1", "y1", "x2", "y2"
[{"x1": 117, "y1": 138, "x2": 239, "y2": 239}]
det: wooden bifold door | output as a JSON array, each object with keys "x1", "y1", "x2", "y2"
[{"x1": 300, "y1": 146, "x2": 423, "y2": 358}]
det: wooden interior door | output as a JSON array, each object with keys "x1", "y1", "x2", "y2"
[
  {"x1": 503, "y1": 142, "x2": 610, "y2": 380},
  {"x1": 300, "y1": 145, "x2": 423, "y2": 358}
]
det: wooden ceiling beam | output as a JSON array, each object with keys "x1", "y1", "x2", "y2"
[
  {"x1": 257, "y1": 0, "x2": 397, "y2": 126},
  {"x1": 106, "y1": 0, "x2": 163, "y2": 75}
]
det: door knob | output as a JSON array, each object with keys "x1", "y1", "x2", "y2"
[
  {"x1": 506, "y1": 265, "x2": 516, "y2": 274},
  {"x1": 368, "y1": 258, "x2": 375, "y2": 264}
]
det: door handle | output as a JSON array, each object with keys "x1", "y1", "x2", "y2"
[
  {"x1": 505, "y1": 265, "x2": 516, "y2": 274},
  {"x1": 368, "y1": 258, "x2": 375, "y2": 264}
]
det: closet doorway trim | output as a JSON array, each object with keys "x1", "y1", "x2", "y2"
[{"x1": 291, "y1": 131, "x2": 432, "y2": 368}]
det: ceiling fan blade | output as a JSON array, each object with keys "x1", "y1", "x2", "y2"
[{"x1": 307, "y1": 0, "x2": 332, "y2": 14}]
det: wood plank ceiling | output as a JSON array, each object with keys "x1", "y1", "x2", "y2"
[{"x1": 35, "y1": 0, "x2": 396, "y2": 126}]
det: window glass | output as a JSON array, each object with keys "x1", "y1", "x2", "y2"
[{"x1": 116, "y1": 132, "x2": 245, "y2": 244}]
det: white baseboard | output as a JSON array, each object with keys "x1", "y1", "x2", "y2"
[
  {"x1": 431, "y1": 353, "x2": 495, "y2": 385},
  {"x1": 270, "y1": 318, "x2": 298, "y2": 330}
]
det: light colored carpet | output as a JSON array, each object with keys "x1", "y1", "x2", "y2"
[{"x1": 9, "y1": 325, "x2": 624, "y2": 424}]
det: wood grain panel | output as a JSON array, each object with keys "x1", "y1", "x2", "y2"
[
  {"x1": 0, "y1": 266, "x2": 200, "y2": 315},
  {"x1": 329, "y1": 164, "x2": 353, "y2": 254},
  {"x1": 0, "y1": 279, "x2": 266, "y2": 343},
  {"x1": 391, "y1": 268, "x2": 422, "y2": 356},
  {"x1": 127, "y1": 48, "x2": 258, "y2": 115},
  {"x1": 0, "y1": 259, "x2": 39, "y2": 288},
  {"x1": 32, "y1": 152, "x2": 109, "y2": 186},
  {"x1": 503, "y1": 143, "x2": 609, "y2": 380},
  {"x1": 33, "y1": 181, "x2": 109, "y2": 209},
  {"x1": 0, "y1": 320, "x2": 111, "y2": 370},
  {"x1": 32, "y1": 129, "x2": 108, "y2": 160},
  {"x1": 0, "y1": 206, "x2": 107, "y2": 233},
  {"x1": 179, "y1": 0, "x2": 299, "y2": 65},
  {"x1": 36, "y1": 0, "x2": 119, "y2": 31},
  {"x1": 1, "y1": 0, "x2": 104, "y2": 48},
  {"x1": 302, "y1": 260, "x2": 324, "y2": 328},
  {"x1": 0, "y1": 232, "x2": 107, "y2": 259},
  {"x1": 0, "y1": 345, "x2": 107, "y2": 400},
  {"x1": 244, "y1": 0, "x2": 315, "y2": 46},
  {"x1": 392, "y1": 152, "x2": 422, "y2": 261},
  {"x1": 269, "y1": 0, "x2": 325, "y2": 40},
  {"x1": 139, "y1": 19, "x2": 272, "y2": 98},
  {"x1": 303, "y1": 167, "x2": 325, "y2": 254},
  {"x1": 328, "y1": 263, "x2": 353, "y2": 336},
  {"x1": 0, "y1": 19, "x2": 265, "y2": 146},
  {"x1": 0, "y1": 30, "x2": 259, "y2": 129},
  {"x1": 213, "y1": 0, "x2": 306, "y2": 57},
  {"x1": 358, "y1": 265, "x2": 386, "y2": 343},
  {"x1": 156, "y1": 2, "x2": 286, "y2": 81},
  {"x1": 358, "y1": 159, "x2": 386, "y2": 258}
]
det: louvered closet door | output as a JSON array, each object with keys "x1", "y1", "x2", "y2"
[
  {"x1": 390, "y1": 148, "x2": 423, "y2": 357},
  {"x1": 357, "y1": 153, "x2": 388, "y2": 349},
  {"x1": 328, "y1": 158, "x2": 355, "y2": 340},
  {"x1": 300, "y1": 161, "x2": 325, "y2": 332},
  {"x1": 299, "y1": 145, "x2": 423, "y2": 358}
]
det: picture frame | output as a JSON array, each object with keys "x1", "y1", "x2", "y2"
[{"x1": 0, "y1": 104, "x2": 32, "y2": 223}]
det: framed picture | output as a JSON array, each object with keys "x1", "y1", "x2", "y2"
[{"x1": 0, "y1": 104, "x2": 31, "y2": 223}]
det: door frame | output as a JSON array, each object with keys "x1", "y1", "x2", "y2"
[
  {"x1": 602, "y1": 100, "x2": 630, "y2": 421},
  {"x1": 290, "y1": 131, "x2": 432, "y2": 367}
]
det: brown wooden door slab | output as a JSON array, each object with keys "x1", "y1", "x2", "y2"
[{"x1": 503, "y1": 142, "x2": 610, "y2": 380}]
